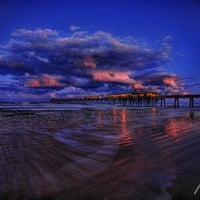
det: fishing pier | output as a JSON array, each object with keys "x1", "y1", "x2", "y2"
[{"x1": 50, "y1": 89, "x2": 200, "y2": 108}]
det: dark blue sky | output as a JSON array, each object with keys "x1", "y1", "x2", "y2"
[{"x1": 0, "y1": 0, "x2": 200, "y2": 101}]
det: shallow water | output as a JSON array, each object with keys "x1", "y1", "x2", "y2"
[{"x1": 0, "y1": 105, "x2": 200, "y2": 200}]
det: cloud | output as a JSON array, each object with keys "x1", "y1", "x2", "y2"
[
  {"x1": 91, "y1": 71, "x2": 136, "y2": 84},
  {"x1": 164, "y1": 87, "x2": 183, "y2": 94},
  {"x1": 163, "y1": 35, "x2": 173, "y2": 42},
  {"x1": 163, "y1": 77, "x2": 178, "y2": 88},
  {"x1": 36, "y1": 56, "x2": 49, "y2": 63},
  {"x1": 26, "y1": 75, "x2": 66, "y2": 88},
  {"x1": 84, "y1": 56, "x2": 96, "y2": 68},
  {"x1": 11, "y1": 28, "x2": 58, "y2": 38},
  {"x1": 128, "y1": 72, "x2": 185, "y2": 94},
  {"x1": 50, "y1": 86, "x2": 85, "y2": 98},
  {"x1": 129, "y1": 83, "x2": 145, "y2": 89},
  {"x1": 0, "y1": 28, "x2": 187, "y2": 100},
  {"x1": 69, "y1": 25, "x2": 80, "y2": 31}
]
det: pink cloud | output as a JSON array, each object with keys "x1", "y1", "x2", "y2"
[
  {"x1": 49, "y1": 93, "x2": 56, "y2": 98},
  {"x1": 129, "y1": 83, "x2": 145, "y2": 89},
  {"x1": 163, "y1": 77, "x2": 178, "y2": 88},
  {"x1": 91, "y1": 71, "x2": 136, "y2": 84},
  {"x1": 26, "y1": 75, "x2": 65, "y2": 88},
  {"x1": 164, "y1": 87, "x2": 182, "y2": 94},
  {"x1": 84, "y1": 57, "x2": 96, "y2": 68}
]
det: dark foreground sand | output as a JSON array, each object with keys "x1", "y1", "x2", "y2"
[{"x1": 0, "y1": 107, "x2": 200, "y2": 200}]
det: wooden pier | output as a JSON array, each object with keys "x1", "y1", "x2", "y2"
[{"x1": 50, "y1": 91, "x2": 200, "y2": 108}]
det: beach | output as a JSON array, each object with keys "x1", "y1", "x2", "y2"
[{"x1": 0, "y1": 104, "x2": 200, "y2": 200}]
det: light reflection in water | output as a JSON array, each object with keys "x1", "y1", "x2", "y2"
[
  {"x1": 164, "y1": 116, "x2": 193, "y2": 141},
  {"x1": 118, "y1": 109, "x2": 134, "y2": 147},
  {"x1": 113, "y1": 109, "x2": 117, "y2": 122},
  {"x1": 151, "y1": 107, "x2": 157, "y2": 113},
  {"x1": 151, "y1": 107, "x2": 157, "y2": 127},
  {"x1": 98, "y1": 109, "x2": 102, "y2": 127}
]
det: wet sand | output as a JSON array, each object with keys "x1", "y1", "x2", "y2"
[{"x1": 0, "y1": 106, "x2": 200, "y2": 200}]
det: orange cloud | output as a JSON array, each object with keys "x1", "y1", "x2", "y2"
[
  {"x1": 27, "y1": 75, "x2": 65, "y2": 88},
  {"x1": 163, "y1": 77, "x2": 177, "y2": 87},
  {"x1": 129, "y1": 83, "x2": 145, "y2": 89},
  {"x1": 91, "y1": 71, "x2": 136, "y2": 84},
  {"x1": 84, "y1": 57, "x2": 96, "y2": 68}
]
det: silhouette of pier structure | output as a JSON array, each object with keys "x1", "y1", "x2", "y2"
[
  {"x1": 50, "y1": 89, "x2": 200, "y2": 108},
  {"x1": 159, "y1": 94, "x2": 200, "y2": 108}
]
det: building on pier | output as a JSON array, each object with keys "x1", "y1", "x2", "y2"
[
  {"x1": 132, "y1": 89, "x2": 158, "y2": 98},
  {"x1": 106, "y1": 89, "x2": 158, "y2": 99},
  {"x1": 106, "y1": 92, "x2": 133, "y2": 99}
]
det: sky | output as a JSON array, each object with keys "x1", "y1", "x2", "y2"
[{"x1": 0, "y1": 0, "x2": 200, "y2": 102}]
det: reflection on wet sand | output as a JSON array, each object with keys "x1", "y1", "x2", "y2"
[
  {"x1": 0, "y1": 107, "x2": 200, "y2": 200},
  {"x1": 165, "y1": 117, "x2": 193, "y2": 141},
  {"x1": 119, "y1": 109, "x2": 134, "y2": 147},
  {"x1": 113, "y1": 109, "x2": 117, "y2": 122}
]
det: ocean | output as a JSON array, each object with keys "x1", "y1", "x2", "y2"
[{"x1": 0, "y1": 103, "x2": 200, "y2": 200}]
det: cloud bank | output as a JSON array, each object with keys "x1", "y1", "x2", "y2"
[{"x1": 0, "y1": 28, "x2": 185, "y2": 101}]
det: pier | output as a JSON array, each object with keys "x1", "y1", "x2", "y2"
[
  {"x1": 50, "y1": 90, "x2": 200, "y2": 108},
  {"x1": 161, "y1": 94, "x2": 200, "y2": 108}
]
